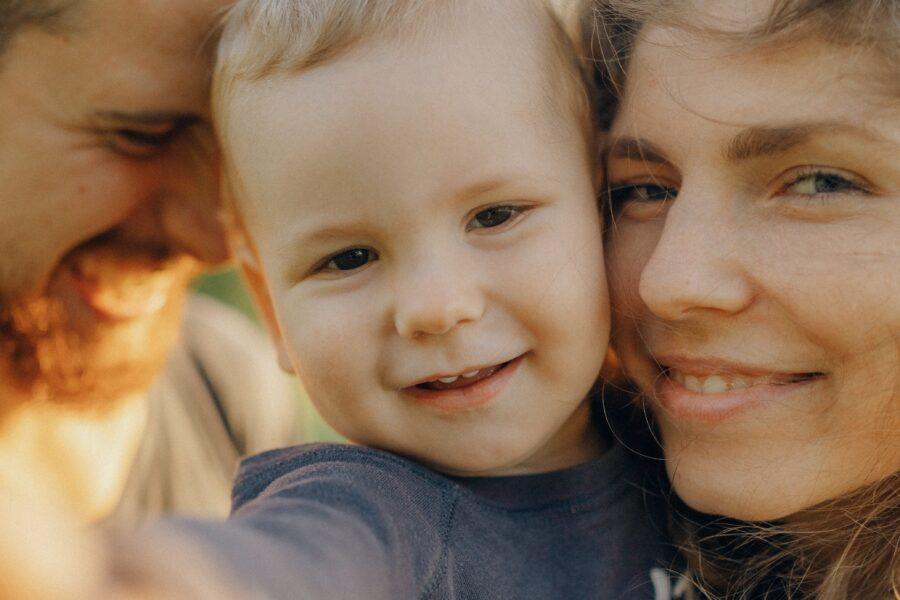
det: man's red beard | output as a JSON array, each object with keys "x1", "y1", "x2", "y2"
[
  {"x1": 0, "y1": 293, "x2": 86, "y2": 398},
  {"x1": 0, "y1": 263, "x2": 195, "y2": 414}
]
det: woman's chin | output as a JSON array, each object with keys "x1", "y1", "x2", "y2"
[{"x1": 665, "y1": 451, "x2": 813, "y2": 522}]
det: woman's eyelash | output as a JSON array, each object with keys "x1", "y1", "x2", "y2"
[
  {"x1": 778, "y1": 169, "x2": 869, "y2": 197},
  {"x1": 607, "y1": 184, "x2": 677, "y2": 207}
]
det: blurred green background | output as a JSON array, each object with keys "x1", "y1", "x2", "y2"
[{"x1": 194, "y1": 268, "x2": 343, "y2": 443}]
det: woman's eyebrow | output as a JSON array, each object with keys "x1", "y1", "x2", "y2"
[
  {"x1": 725, "y1": 121, "x2": 897, "y2": 162},
  {"x1": 604, "y1": 138, "x2": 670, "y2": 164}
]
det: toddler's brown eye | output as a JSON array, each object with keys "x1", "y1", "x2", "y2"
[
  {"x1": 470, "y1": 206, "x2": 517, "y2": 229},
  {"x1": 326, "y1": 248, "x2": 375, "y2": 271}
]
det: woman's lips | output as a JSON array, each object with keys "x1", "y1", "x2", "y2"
[
  {"x1": 655, "y1": 366, "x2": 825, "y2": 424},
  {"x1": 402, "y1": 355, "x2": 524, "y2": 413}
]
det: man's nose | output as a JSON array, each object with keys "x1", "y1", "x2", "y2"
[
  {"x1": 159, "y1": 128, "x2": 229, "y2": 263},
  {"x1": 638, "y1": 187, "x2": 755, "y2": 321},
  {"x1": 393, "y1": 251, "x2": 485, "y2": 339}
]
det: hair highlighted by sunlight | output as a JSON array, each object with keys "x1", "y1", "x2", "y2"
[{"x1": 211, "y1": 0, "x2": 598, "y2": 186}]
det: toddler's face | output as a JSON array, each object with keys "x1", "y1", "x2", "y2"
[{"x1": 226, "y1": 10, "x2": 609, "y2": 475}]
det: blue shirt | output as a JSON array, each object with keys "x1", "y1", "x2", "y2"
[{"x1": 152, "y1": 442, "x2": 675, "y2": 599}]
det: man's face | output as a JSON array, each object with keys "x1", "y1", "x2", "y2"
[
  {"x1": 0, "y1": 0, "x2": 231, "y2": 411},
  {"x1": 228, "y1": 3, "x2": 609, "y2": 477}
]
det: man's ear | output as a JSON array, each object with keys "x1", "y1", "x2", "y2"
[{"x1": 226, "y1": 212, "x2": 296, "y2": 376}]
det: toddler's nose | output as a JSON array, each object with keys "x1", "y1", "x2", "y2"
[{"x1": 393, "y1": 259, "x2": 484, "y2": 339}]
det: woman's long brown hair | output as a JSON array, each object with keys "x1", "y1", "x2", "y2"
[{"x1": 587, "y1": 1, "x2": 900, "y2": 597}]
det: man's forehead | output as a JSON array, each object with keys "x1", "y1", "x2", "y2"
[
  {"x1": 17, "y1": 0, "x2": 233, "y2": 118},
  {"x1": 74, "y1": 0, "x2": 228, "y2": 50}
]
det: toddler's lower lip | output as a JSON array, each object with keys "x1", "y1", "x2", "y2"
[{"x1": 402, "y1": 355, "x2": 524, "y2": 413}]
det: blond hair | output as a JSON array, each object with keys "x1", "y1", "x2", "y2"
[
  {"x1": 211, "y1": 0, "x2": 598, "y2": 177},
  {"x1": 587, "y1": 1, "x2": 900, "y2": 598}
]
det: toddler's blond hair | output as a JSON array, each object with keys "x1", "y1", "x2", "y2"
[{"x1": 211, "y1": 0, "x2": 597, "y2": 172}]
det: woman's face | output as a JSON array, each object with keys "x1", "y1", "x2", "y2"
[{"x1": 605, "y1": 25, "x2": 900, "y2": 520}]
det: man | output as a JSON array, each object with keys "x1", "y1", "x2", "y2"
[{"x1": 0, "y1": 0, "x2": 298, "y2": 528}]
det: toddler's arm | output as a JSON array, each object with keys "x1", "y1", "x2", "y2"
[{"x1": 110, "y1": 445, "x2": 454, "y2": 599}]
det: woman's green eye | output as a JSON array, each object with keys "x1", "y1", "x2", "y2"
[
  {"x1": 468, "y1": 206, "x2": 521, "y2": 230},
  {"x1": 325, "y1": 248, "x2": 376, "y2": 271},
  {"x1": 785, "y1": 172, "x2": 859, "y2": 195}
]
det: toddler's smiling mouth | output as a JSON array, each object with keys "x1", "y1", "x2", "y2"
[
  {"x1": 402, "y1": 356, "x2": 524, "y2": 412},
  {"x1": 415, "y1": 361, "x2": 512, "y2": 391}
]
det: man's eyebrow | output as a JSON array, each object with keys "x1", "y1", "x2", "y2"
[
  {"x1": 725, "y1": 122, "x2": 896, "y2": 162},
  {"x1": 92, "y1": 109, "x2": 200, "y2": 126},
  {"x1": 604, "y1": 138, "x2": 670, "y2": 165}
]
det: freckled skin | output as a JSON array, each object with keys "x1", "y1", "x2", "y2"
[{"x1": 606, "y1": 15, "x2": 900, "y2": 519}]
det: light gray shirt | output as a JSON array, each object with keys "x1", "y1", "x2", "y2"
[{"x1": 105, "y1": 295, "x2": 299, "y2": 531}]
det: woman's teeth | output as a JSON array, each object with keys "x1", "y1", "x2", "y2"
[{"x1": 668, "y1": 369, "x2": 820, "y2": 394}]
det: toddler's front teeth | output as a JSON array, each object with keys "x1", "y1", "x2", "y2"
[
  {"x1": 438, "y1": 375, "x2": 459, "y2": 384},
  {"x1": 461, "y1": 370, "x2": 479, "y2": 378}
]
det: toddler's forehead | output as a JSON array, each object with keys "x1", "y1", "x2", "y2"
[
  {"x1": 226, "y1": 16, "x2": 585, "y2": 161},
  {"x1": 222, "y1": 0, "x2": 587, "y2": 138}
]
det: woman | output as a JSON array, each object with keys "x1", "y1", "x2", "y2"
[{"x1": 590, "y1": 0, "x2": 900, "y2": 597}]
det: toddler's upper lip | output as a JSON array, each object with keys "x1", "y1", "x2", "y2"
[{"x1": 405, "y1": 356, "x2": 519, "y2": 388}]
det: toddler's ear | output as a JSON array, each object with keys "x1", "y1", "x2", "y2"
[
  {"x1": 225, "y1": 211, "x2": 297, "y2": 376},
  {"x1": 240, "y1": 258, "x2": 295, "y2": 375}
]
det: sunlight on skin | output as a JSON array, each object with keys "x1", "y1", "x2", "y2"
[{"x1": 0, "y1": 456, "x2": 105, "y2": 600}]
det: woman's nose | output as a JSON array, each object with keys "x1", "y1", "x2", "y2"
[{"x1": 638, "y1": 192, "x2": 755, "y2": 321}]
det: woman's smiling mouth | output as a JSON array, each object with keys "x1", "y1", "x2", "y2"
[
  {"x1": 653, "y1": 357, "x2": 826, "y2": 423},
  {"x1": 667, "y1": 368, "x2": 824, "y2": 394}
]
